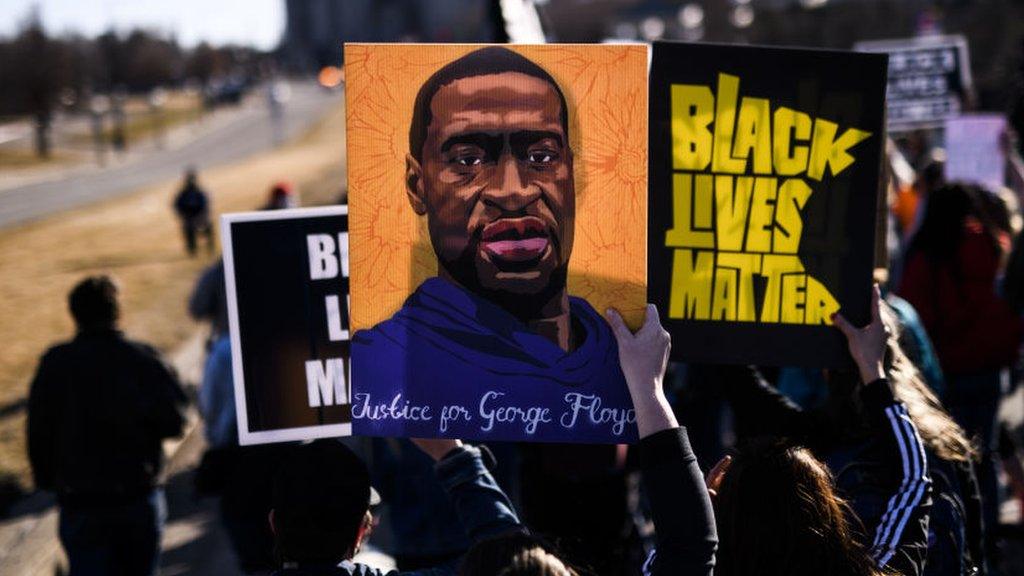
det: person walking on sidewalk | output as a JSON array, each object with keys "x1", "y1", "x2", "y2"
[
  {"x1": 27, "y1": 275, "x2": 189, "y2": 576},
  {"x1": 174, "y1": 168, "x2": 213, "y2": 257}
]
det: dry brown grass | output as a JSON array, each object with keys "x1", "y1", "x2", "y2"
[
  {"x1": 0, "y1": 98, "x2": 347, "y2": 487},
  {"x1": 0, "y1": 147, "x2": 84, "y2": 170},
  {"x1": 69, "y1": 91, "x2": 205, "y2": 146}
]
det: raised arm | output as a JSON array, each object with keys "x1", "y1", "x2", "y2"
[
  {"x1": 834, "y1": 286, "x2": 932, "y2": 576},
  {"x1": 607, "y1": 305, "x2": 717, "y2": 576},
  {"x1": 396, "y1": 438, "x2": 521, "y2": 576}
]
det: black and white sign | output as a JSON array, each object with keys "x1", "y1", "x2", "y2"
[
  {"x1": 856, "y1": 35, "x2": 971, "y2": 132},
  {"x1": 223, "y1": 206, "x2": 351, "y2": 445}
]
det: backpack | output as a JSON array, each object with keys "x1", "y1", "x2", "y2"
[
  {"x1": 923, "y1": 463, "x2": 980, "y2": 576},
  {"x1": 830, "y1": 447, "x2": 980, "y2": 576}
]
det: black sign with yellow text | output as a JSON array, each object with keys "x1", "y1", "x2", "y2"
[{"x1": 649, "y1": 42, "x2": 887, "y2": 367}]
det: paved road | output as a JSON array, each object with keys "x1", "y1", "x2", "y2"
[{"x1": 0, "y1": 82, "x2": 341, "y2": 229}]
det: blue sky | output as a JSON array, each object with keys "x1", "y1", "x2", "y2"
[{"x1": 0, "y1": 0, "x2": 285, "y2": 49}]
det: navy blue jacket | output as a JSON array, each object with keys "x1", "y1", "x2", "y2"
[{"x1": 638, "y1": 427, "x2": 718, "y2": 576}]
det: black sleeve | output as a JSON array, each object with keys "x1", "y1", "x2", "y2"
[
  {"x1": 142, "y1": 349, "x2": 189, "y2": 439},
  {"x1": 857, "y1": 379, "x2": 932, "y2": 576},
  {"x1": 638, "y1": 427, "x2": 717, "y2": 576},
  {"x1": 958, "y1": 459, "x2": 989, "y2": 575},
  {"x1": 27, "y1": 351, "x2": 59, "y2": 491},
  {"x1": 719, "y1": 365, "x2": 816, "y2": 441}
]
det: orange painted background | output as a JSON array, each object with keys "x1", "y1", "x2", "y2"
[{"x1": 345, "y1": 43, "x2": 647, "y2": 331}]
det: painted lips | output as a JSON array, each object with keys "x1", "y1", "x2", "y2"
[{"x1": 480, "y1": 217, "x2": 550, "y2": 262}]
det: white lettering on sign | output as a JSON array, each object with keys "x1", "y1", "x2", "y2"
[
  {"x1": 305, "y1": 357, "x2": 349, "y2": 407},
  {"x1": 560, "y1": 392, "x2": 636, "y2": 437},
  {"x1": 307, "y1": 233, "x2": 350, "y2": 280},
  {"x1": 351, "y1": 393, "x2": 433, "y2": 422},
  {"x1": 325, "y1": 295, "x2": 350, "y2": 341},
  {"x1": 307, "y1": 234, "x2": 338, "y2": 279},
  {"x1": 478, "y1": 391, "x2": 552, "y2": 434}
]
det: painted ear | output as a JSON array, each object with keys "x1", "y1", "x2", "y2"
[{"x1": 405, "y1": 154, "x2": 427, "y2": 216}]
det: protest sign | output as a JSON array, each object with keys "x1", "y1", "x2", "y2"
[
  {"x1": 649, "y1": 42, "x2": 887, "y2": 368},
  {"x1": 345, "y1": 44, "x2": 647, "y2": 443},
  {"x1": 855, "y1": 35, "x2": 971, "y2": 132},
  {"x1": 222, "y1": 206, "x2": 352, "y2": 445},
  {"x1": 945, "y1": 114, "x2": 1006, "y2": 193}
]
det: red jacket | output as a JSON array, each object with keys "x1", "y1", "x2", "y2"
[{"x1": 898, "y1": 224, "x2": 1023, "y2": 376}]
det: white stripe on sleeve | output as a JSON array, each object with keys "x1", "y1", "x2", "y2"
[{"x1": 870, "y1": 404, "x2": 930, "y2": 568}]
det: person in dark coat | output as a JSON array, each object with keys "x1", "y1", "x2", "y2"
[
  {"x1": 28, "y1": 275, "x2": 188, "y2": 576},
  {"x1": 898, "y1": 183, "x2": 1023, "y2": 561},
  {"x1": 174, "y1": 168, "x2": 213, "y2": 256}
]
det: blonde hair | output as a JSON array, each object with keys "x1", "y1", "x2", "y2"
[
  {"x1": 497, "y1": 547, "x2": 579, "y2": 576},
  {"x1": 459, "y1": 532, "x2": 580, "y2": 576},
  {"x1": 880, "y1": 303, "x2": 976, "y2": 462}
]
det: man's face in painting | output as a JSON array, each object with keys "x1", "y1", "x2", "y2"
[{"x1": 406, "y1": 71, "x2": 575, "y2": 297}]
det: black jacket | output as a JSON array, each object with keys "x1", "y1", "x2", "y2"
[
  {"x1": 721, "y1": 368, "x2": 933, "y2": 576},
  {"x1": 638, "y1": 427, "x2": 718, "y2": 576},
  {"x1": 27, "y1": 328, "x2": 188, "y2": 503}
]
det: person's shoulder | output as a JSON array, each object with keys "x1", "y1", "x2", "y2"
[
  {"x1": 352, "y1": 311, "x2": 407, "y2": 354},
  {"x1": 39, "y1": 340, "x2": 76, "y2": 363},
  {"x1": 198, "y1": 259, "x2": 225, "y2": 281},
  {"x1": 351, "y1": 283, "x2": 432, "y2": 351},
  {"x1": 567, "y1": 293, "x2": 599, "y2": 313},
  {"x1": 210, "y1": 335, "x2": 232, "y2": 355},
  {"x1": 121, "y1": 337, "x2": 172, "y2": 366}
]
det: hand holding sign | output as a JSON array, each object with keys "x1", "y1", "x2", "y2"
[
  {"x1": 832, "y1": 285, "x2": 888, "y2": 385},
  {"x1": 606, "y1": 305, "x2": 678, "y2": 439}
]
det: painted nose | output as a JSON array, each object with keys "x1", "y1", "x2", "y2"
[{"x1": 484, "y1": 154, "x2": 540, "y2": 212}]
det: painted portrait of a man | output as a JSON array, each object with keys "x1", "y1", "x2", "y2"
[{"x1": 346, "y1": 45, "x2": 647, "y2": 442}]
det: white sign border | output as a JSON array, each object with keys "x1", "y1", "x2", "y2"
[{"x1": 221, "y1": 205, "x2": 352, "y2": 445}]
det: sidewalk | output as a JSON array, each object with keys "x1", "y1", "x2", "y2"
[{"x1": 0, "y1": 330, "x2": 207, "y2": 575}]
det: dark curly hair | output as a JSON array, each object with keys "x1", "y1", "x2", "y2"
[{"x1": 409, "y1": 47, "x2": 569, "y2": 163}]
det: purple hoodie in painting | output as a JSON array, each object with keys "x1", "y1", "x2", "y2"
[{"x1": 351, "y1": 277, "x2": 637, "y2": 443}]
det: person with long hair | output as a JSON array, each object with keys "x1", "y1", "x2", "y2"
[
  {"x1": 709, "y1": 287, "x2": 991, "y2": 575},
  {"x1": 705, "y1": 287, "x2": 934, "y2": 576},
  {"x1": 898, "y1": 182, "x2": 1022, "y2": 562},
  {"x1": 597, "y1": 292, "x2": 927, "y2": 576},
  {"x1": 880, "y1": 304, "x2": 987, "y2": 575},
  {"x1": 711, "y1": 440, "x2": 885, "y2": 576}
]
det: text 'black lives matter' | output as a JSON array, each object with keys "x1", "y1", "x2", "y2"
[
  {"x1": 223, "y1": 206, "x2": 352, "y2": 444},
  {"x1": 649, "y1": 42, "x2": 887, "y2": 368}
]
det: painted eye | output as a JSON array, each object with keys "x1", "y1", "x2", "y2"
[
  {"x1": 528, "y1": 151, "x2": 556, "y2": 163},
  {"x1": 456, "y1": 155, "x2": 483, "y2": 167}
]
